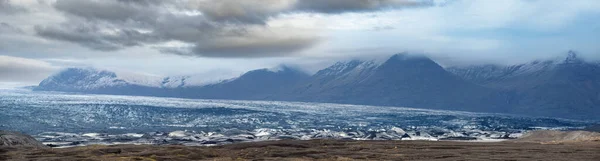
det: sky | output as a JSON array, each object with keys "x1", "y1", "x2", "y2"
[{"x1": 0, "y1": 0, "x2": 599, "y2": 84}]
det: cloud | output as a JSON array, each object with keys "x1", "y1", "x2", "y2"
[
  {"x1": 184, "y1": 0, "x2": 431, "y2": 24},
  {"x1": 53, "y1": 0, "x2": 160, "y2": 23},
  {"x1": 157, "y1": 26, "x2": 321, "y2": 57},
  {"x1": 190, "y1": 36, "x2": 320, "y2": 58},
  {"x1": 3, "y1": 0, "x2": 598, "y2": 74},
  {"x1": 0, "y1": 56, "x2": 58, "y2": 83},
  {"x1": 0, "y1": 0, "x2": 27, "y2": 14},
  {"x1": 34, "y1": 0, "x2": 432, "y2": 58},
  {"x1": 35, "y1": 23, "x2": 162, "y2": 51},
  {"x1": 294, "y1": 0, "x2": 432, "y2": 13},
  {"x1": 0, "y1": 22, "x2": 23, "y2": 34},
  {"x1": 186, "y1": 0, "x2": 294, "y2": 24}
]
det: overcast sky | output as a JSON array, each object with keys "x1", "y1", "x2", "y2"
[{"x1": 1, "y1": 0, "x2": 599, "y2": 84}]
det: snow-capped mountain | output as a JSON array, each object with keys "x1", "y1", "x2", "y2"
[
  {"x1": 35, "y1": 66, "x2": 310, "y2": 99},
  {"x1": 447, "y1": 51, "x2": 600, "y2": 119},
  {"x1": 298, "y1": 60, "x2": 379, "y2": 91},
  {"x1": 186, "y1": 66, "x2": 310, "y2": 100},
  {"x1": 33, "y1": 52, "x2": 600, "y2": 120},
  {"x1": 316, "y1": 60, "x2": 379, "y2": 77},
  {"x1": 158, "y1": 75, "x2": 221, "y2": 88},
  {"x1": 291, "y1": 53, "x2": 508, "y2": 112},
  {"x1": 37, "y1": 68, "x2": 129, "y2": 91},
  {"x1": 446, "y1": 60, "x2": 557, "y2": 88},
  {"x1": 34, "y1": 68, "x2": 176, "y2": 96},
  {"x1": 35, "y1": 68, "x2": 237, "y2": 92},
  {"x1": 447, "y1": 51, "x2": 600, "y2": 87}
]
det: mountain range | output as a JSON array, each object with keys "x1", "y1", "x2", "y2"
[
  {"x1": 33, "y1": 52, "x2": 600, "y2": 120},
  {"x1": 448, "y1": 51, "x2": 600, "y2": 119}
]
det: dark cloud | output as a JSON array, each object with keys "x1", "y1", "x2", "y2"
[
  {"x1": 0, "y1": 0, "x2": 26, "y2": 14},
  {"x1": 0, "y1": 56, "x2": 57, "y2": 83},
  {"x1": 294, "y1": 0, "x2": 433, "y2": 13},
  {"x1": 150, "y1": 14, "x2": 228, "y2": 43},
  {"x1": 156, "y1": 25, "x2": 321, "y2": 58},
  {"x1": 35, "y1": 23, "x2": 162, "y2": 51},
  {"x1": 188, "y1": 0, "x2": 432, "y2": 23},
  {"x1": 53, "y1": 0, "x2": 160, "y2": 23},
  {"x1": 0, "y1": 22, "x2": 24, "y2": 34},
  {"x1": 35, "y1": 0, "x2": 432, "y2": 57},
  {"x1": 186, "y1": 0, "x2": 309, "y2": 25},
  {"x1": 189, "y1": 36, "x2": 321, "y2": 58},
  {"x1": 116, "y1": 0, "x2": 164, "y2": 6}
]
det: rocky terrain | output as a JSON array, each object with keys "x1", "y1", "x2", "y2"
[
  {"x1": 512, "y1": 130, "x2": 600, "y2": 144},
  {"x1": 0, "y1": 131, "x2": 46, "y2": 148},
  {"x1": 2, "y1": 130, "x2": 600, "y2": 160},
  {"x1": 1, "y1": 138, "x2": 599, "y2": 161}
]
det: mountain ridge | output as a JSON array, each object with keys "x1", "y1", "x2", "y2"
[
  {"x1": 33, "y1": 52, "x2": 600, "y2": 120},
  {"x1": 448, "y1": 52, "x2": 600, "y2": 119}
]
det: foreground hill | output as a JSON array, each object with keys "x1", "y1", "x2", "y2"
[
  {"x1": 2, "y1": 139, "x2": 599, "y2": 160},
  {"x1": 0, "y1": 131, "x2": 46, "y2": 148},
  {"x1": 513, "y1": 130, "x2": 600, "y2": 144}
]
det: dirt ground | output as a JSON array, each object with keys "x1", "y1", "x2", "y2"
[{"x1": 2, "y1": 139, "x2": 600, "y2": 161}]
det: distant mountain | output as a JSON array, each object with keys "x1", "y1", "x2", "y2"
[
  {"x1": 291, "y1": 54, "x2": 509, "y2": 112},
  {"x1": 34, "y1": 68, "x2": 171, "y2": 96},
  {"x1": 37, "y1": 68, "x2": 124, "y2": 91},
  {"x1": 288, "y1": 60, "x2": 379, "y2": 99},
  {"x1": 448, "y1": 51, "x2": 600, "y2": 119},
  {"x1": 447, "y1": 51, "x2": 587, "y2": 88},
  {"x1": 179, "y1": 66, "x2": 310, "y2": 100},
  {"x1": 34, "y1": 66, "x2": 310, "y2": 100},
  {"x1": 34, "y1": 52, "x2": 600, "y2": 120},
  {"x1": 35, "y1": 68, "x2": 205, "y2": 90}
]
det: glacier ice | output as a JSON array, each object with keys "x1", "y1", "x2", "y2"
[{"x1": 0, "y1": 89, "x2": 592, "y2": 147}]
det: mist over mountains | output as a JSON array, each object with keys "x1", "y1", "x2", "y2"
[
  {"x1": 448, "y1": 51, "x2": 600, "y2": 119},
  {"x1": 34, "y1": 52, "x2": 600, "y2": 120}
]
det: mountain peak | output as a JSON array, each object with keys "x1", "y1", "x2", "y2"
[
  {"x1": 381, "y1": 53, "x2": 441, "y2": 70},
  {"x1": 563, "y1": 50, "x2": 583, "y2": 64},
  {"x1": 385, "y1": 53, "x2": 435, "y2": 63},
  {"x1": 267, "y1": 65, "x2": 303, "y2": 73},
  {"x1": 48, "y1": 67, "x2": 118, "y2": 83},
  {"x1": 36, "y1": 67, "x2": 125, "y2": 91},
  {"x1": 239, "y1": 66, "x2": 309, "y2": 80}
]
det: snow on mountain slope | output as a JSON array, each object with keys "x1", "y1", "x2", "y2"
[
  {"x1": 160, "y1": 74, "x2": 236, "y2": 88},
  {"x1": 112, "y1": 70, "x2": 164, "y2": 87},
  {"x1": 37, "y1": 68, "x2": 126, "y2": 91},
  {"x1": 447, "y1": 51, "x2": 591, "y2": 84},
  {"x1": 446, "y1": 51, "x2": 600, "y2": 119},
  {"x1": 447, "y1": 60, "x2": 556, "y2": 83},
  {"x1": 316, "y1": 60, "x2": 379, "y2": 77},
  {"x1": 115, "y1": 70, "x2": 236, "y2": 88},
  {"x1": 37, "y1": 68, "x2": 235, "y2": 91},
  {"x1": 291, "y1": 54, "x2": 508, "y2": 113}
]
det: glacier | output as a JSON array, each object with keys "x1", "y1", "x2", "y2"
[{"x1": 0, "y1": 88, "x2": 592, "y2": 147}]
